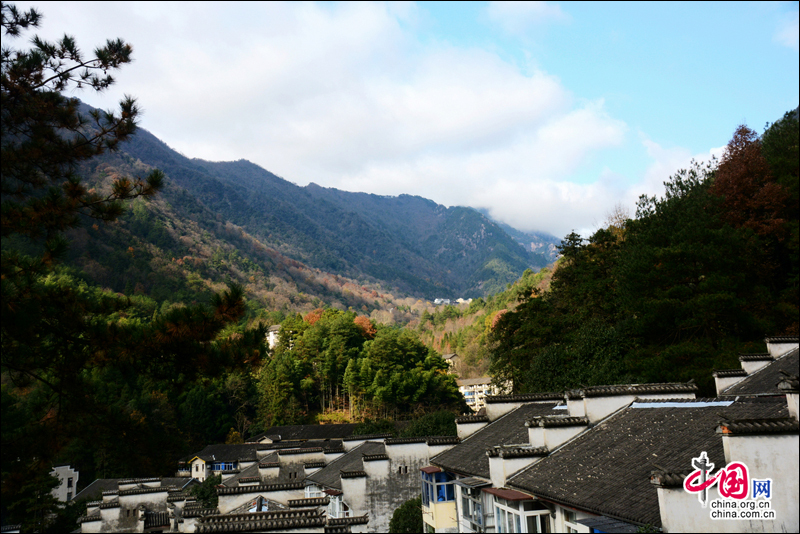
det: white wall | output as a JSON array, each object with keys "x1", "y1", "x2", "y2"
[{"x1": 51, "y1": 465, "x2": 79, "y2": 502}]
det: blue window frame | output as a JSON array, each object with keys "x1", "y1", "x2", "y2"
[{"x1": 421, "y1": 471, "x2": 455, "y2": 506}]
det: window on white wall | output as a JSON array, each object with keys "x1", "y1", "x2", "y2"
[
  {"x1": 494, "y1": 497, "x2": 550, "y2": 533},
  {"x1": 563, "y1": 509, "x2": 580, "y2": 533},
  {"x1": 305, "y1": 484, "x2": 323, "y2": 499},
  {"x1": 461, "y1": 486, "x2": 484, "y2": 531}
]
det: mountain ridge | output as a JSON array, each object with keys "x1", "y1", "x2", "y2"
[{"x1": 108, "y1": 108, "x2": 555, "y2": 298}]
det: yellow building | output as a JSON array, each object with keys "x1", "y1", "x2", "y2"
[{"x1": 421, "y1": 466, "x2": 458, "y2": 533}]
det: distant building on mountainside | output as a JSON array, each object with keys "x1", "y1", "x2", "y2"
[
  {"x1": 266, "y1": 325, "x2": 281, "y2": 350},
  {"x1": 456, "y1": 377, "x2": 507, "y2": 412},
  {"x1": 51, "y1": 464, "x2": 79, "y2": 502},
  {"x1": 441, "y1": 353, "x2": 459, "y2": 370}
]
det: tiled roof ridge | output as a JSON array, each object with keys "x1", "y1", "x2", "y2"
[
  {"x1": 528, "y1": 416, "x2": 589, "y2": 428},
  {"x1": 102, "y1": 490, "x2": 118, "y2": 495},
  {"x1": 195, "y1": 510, "x2": 326, "y2": 533},
  {"x1": 288, "y1": 497, "x2": 330, "y2": 507},
  {"x1": 718, "y1": 417, "x2": 800, "y2": 435},
  {"x1": 713, "y1": 369, "x2": 748, "y2": 377},
  {"x1": 304, "y1": 461, "x2": 325, "y2": 468},
  {"x1": 362, "y1": 453, "x2": 389, "y2": 461},
  {"x1": 342, "y1": 433, "x2": 392, "y2": 441},
  {"x1": 167, "y1": 493, "x2": 189, "y2": 502},
  {"x1": 119, "y1": 485, "x2": 175, "y2": 496},
  {"x1": 631, "y1": 397, "x2": 723, "y2": 403},
  {"x1": 259, "y1": 461, "x2": 280, "y2": 468},
  {"x1": 79, "y1": 513, "x2": 102, "y2": 523},
  {"x1": 182, "y1": 507, "x2": 219, "y2": 518},
  {"x1": 216, "y1": 481, "x2": 304, "y2": 495},
  {"x1": 304, "y1": 442, "x2": 375, "y2": 486},
  {"x1": 455, "y1": 414, "x2": 490, "y2": 424},
  {"x1": 427, "y1": 436, "x2": 460, "y2": 445},
  {"x1": 99, "y1": 500, "x2": 120, "y2": 509},
  {"x1": 257, "y1": 440, "x2": 316, "y2": 450},
  {"x1": 278, "y1": 446, "x2": 323, "y2": 455},
  {"x1": 650, "y1": 470, "x2": 689, "y2": 488},
  {"x1": 340, "y1": 470, "x2": 367, "y2": 478},
  {"x1": 486, "y1": 392, "x2": 563, "y2": 403},
  {"x1": 324, "y1": 446, "x2": 345, "y2": 454},
  {"x1": 384, "y1": 436, "x2": 427, "y2": 445},
  {"x1": 582, "y1": 382, "x2": 697, "y2": 397},
  {"x1": 486, "y1": 445, "x2": 549, "y2": 458},
  {"x1": 384, "y1": 435, "x2": 460, "y2": 445},
  {"x1": 765, "y1": 336, "x2": 799, "y2": 342},
  {"x1": 201, "y1": 509, "x2": 323, "y2": 522},
  {"x1": 118, "y1": 477, "x2": 161, "y2": 485},
  {"x1": 237, "y1": 476, "x2": 260, "y2": 483},
  {"x1": 328, "y1": 514, "x2": 370, "y2": 525},
  {"x1": 739, "y1": 353, "x2": 773, "y2": 361}
]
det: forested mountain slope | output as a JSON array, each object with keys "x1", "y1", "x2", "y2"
[{"x1": 113, "y1": 112, "x2": 539, "y2": 298}]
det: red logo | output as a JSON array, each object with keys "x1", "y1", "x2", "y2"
[{"x1": 684, "y1": 452, "x2": 749, "y2": 505}]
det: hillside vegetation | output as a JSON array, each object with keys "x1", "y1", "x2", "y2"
[{"x1": 490, "y1": 113, "x2": 799, "y2": 396}]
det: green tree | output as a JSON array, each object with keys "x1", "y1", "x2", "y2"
[
  {"x1": 389, "y1": 496, "x2": 423, "y2": 533},
  {"x1": 189, "y1": 475, "x2": 221, "y2": 509},
  {"x1": 1, "y1": 3, "x2": 263, "y2": 516}
]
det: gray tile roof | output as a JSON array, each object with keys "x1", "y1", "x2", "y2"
[
  {"x1": 431, "y1": 402, "x2": 560, "y2": 478},
  {"x1": 507, "y1": 396, "x2": 788, "y2": 527},
  {"x1": 73, "y1": 479, "x2": 120, "y2": 501},
  {"x1": 576, "y1": 516, "x2": 639, "y2": 533},
  {"x1": 144, "y1": 511, "x2": 170, "y2": 530},
  {"x1": 221, "y1": 462, "x2": 261, "y2": 488},
  {"x1": 723, "y1": 347, "x2": 799, "y2": 395},
  {"x1": 247, "y1": 424, "x2": 360, "y2": 443},
  {"x1": 306, "y1": 442, "x2": 385, "y2": 490},
  {"x1": 190, "y1": 443, "x2": 260, "y2": 462}
]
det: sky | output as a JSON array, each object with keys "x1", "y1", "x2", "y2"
[{"x1": 10, "y1": 1, "x2": 800, "y2": 238}]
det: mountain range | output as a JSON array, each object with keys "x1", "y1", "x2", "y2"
[{"x1": 71, "y1": 101, "x2": 561, "y2": 302}]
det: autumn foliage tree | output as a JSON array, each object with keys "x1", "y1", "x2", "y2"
[{"x1": 711, "y1": 124, "x2": 788, "y2": 238}]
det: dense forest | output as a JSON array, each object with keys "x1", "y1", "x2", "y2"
[{"x1": 489, "y1": 112, "x2": 798, "y2": 396}]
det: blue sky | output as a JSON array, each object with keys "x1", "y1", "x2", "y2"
[{"x1": 12, "y1": 1, "x2": 799, "y2": 237}]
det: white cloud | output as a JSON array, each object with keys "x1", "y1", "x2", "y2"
[
  {"x1": 12, "y1": 2, "x2": 632, "y2": 239},
  {"x1": 774, "y1": 10, "x2": 799, "y2": 51},
  {"x1": 486, "y1": 1, "x2": 568, "y2": 37}
]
